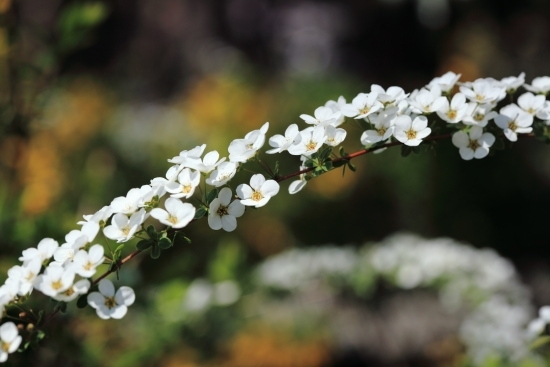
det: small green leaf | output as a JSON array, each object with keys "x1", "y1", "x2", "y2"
[
  {"x1": 401, "y1": 145, "x2": 412, "y2": 157},
  {"x1": 183, "y1": 236, "x2": 192, "y2": 244},
  {"x1": 57, "y1": 302, "x2": 67, "y2": 314},
  {"x1": 319, "y1": 146, "x2": 332, "y2": 161},
  {"x1": 206, "y1": 189, "x2": 219, "y2": 204},
  {"x1": 35, "y1": 330, "x2": 46, "y2": 341},
  {"x1": 146, "y1": 225, "x2": 156, "y2": 238},
  {"x1": 194, "y1": 206, "x2": 207, "y2": 220},
  {"x1": 332, "y1": 159, "x2": 348, "y2": 168},
  {"x1": 323, "y1": 160, "x2": 333, "y2": 170},
  {"x1": 339, "y1": 146, "x2": 346, "y2": 157},
  {"x1": 150, "y1": 245, "x2": 161, "y2": 259},
  {"x1": 136, "y1": 239, "x2": 153, "y2": 250},
  {"x1": 77, "y1": 294, "x2": 88, "y2": 308},
  {"x1": 348, "y1": 162, "x2": 357, "y2": 172},
  {"x1": 158, "y1": 237, "x2": 172, "y2": 250},
  {"x1": 113, "y1": 244, "x2": 124, "y2": 260}
]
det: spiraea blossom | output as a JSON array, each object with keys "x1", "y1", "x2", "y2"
[
  {"x1": 237, "y1": 174, "x2": 280, "y2": 208},
  {"x1": 0, "y1": 322, "x2": 22, "y2": 363},
  {"x1": 208, "y1": 187, "x2": 245, "y2": 232},
  {"x1": 452, "y1": 126, "x2": 496, "y2": 160},
  {"x1": 87, "y1": 279, "x2": 135, "y2": 320},
  {"x1": 150, "y1": 198, "x2": 195, "y2": 229},
  {"x1": 103, "y1": 209, "x2": 148, "y2": 242},
  {"x1": 228, "y1": 122, "x2": 269, "y2": 163},
  {"x1": 393, "y1": 115, "x2": 432, "y2": 146},
  {"x1": 3, "y1": 71, "x2": 550, "y2": 365},
  {"x1": 494, "y1": 104, "x2": 533, "y2": 141}
]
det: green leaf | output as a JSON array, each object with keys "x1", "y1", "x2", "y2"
[
  {"x1": 318, "y1": 146, "x2": 333, "y2": 161},
  {"x1": 57, "y1": 302, "x2": 67, "y2": 314},
  {"x1": 113, "y1": 244, "x2": 124, "y2": 261},
  {"x1": 146, "y1": 225, "x2": 156, "y2": 239},
  {"x1": 529, "y1": 335, "x2": 550, "y2": 350},
  {"x1": 348, "y1": 162, "x2": 357, "y2": 172},
  {"x1": 76, "y1": 294, "x2": 88, "y2": 309},
  {"x1": 323, "y1": 160, "x2": 333, "y2": 171},
  {"x1": 206, "y1": 189, "x2": 219, "y2": 204},
  {"x1": 194, "y1": 206, "x2": 207, "y2": 220},
  {"x1": 401, "y1": 145, "x2": 412, "y2": 157},
  {"x1": 35, "y1": 330, "x2": 46, "y2": 342},
  {"x1": 136, "y1": 239, "x2": 153, "y2": 250},
  {"x1": 150, "y1": 245, "x2": 161, "y2": 259},
  {"x1": 332, "y1": 159, "x2": 348, "y2": 168},
  {"x1": 158, "y1": 237, "x2": 172, "y2": 250}
]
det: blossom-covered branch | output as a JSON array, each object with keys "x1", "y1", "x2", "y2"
[{"x1": 1, "y1": 71, "x2": 550, "y2": 363}]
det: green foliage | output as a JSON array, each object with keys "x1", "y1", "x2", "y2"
[{"x1": 56, "y1": 2, "x2": 109, "y2": 52}]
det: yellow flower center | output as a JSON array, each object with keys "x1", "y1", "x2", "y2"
[
  {"x1": 474, "y1": 112, "x2": 484, "y2": 121},
  {"x1": 1, "y1": 341, "x2": 11, "y2": 352},
  {"x1": 182, "y1": 185, "x2": 192, "y2": 193},
  {"x1": 251, "y1": 191, "x2": 263, "y2": 202},
  {"x1": 406, "y1": 129, "x2": 417, "y2": 140},
  {"x1": 446, "y1": 110, "x2": 457, "y2": 120},
  {"x1": 104, "y1": 297, "x2": 117, "y2": 309},
  {"x1": 306, "y1": 141, "x2": 317, "y2": 151},
  {"x1": 508, "y1": 121, "x2": 518, "y2": 131},
  {"x1": 468, "y1": 139, "x2": 480, "y2": 150},
  {"x1": 360, "y1": 106, "x2": 371, "y2": 115},
  {"x1": 167, "y1": 214, "x2": 178, "y2": 224},
  {"x1": 216, "y1": 205, "x2": 228, "y2": 217},
  {"x1": 63, "y1": 287, "x2": 75, "y2": 297},
  {"x1": 377, "y1": 127, "x2": 387, "y2": 135}
]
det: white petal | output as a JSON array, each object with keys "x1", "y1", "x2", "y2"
[
  {"x1": 221, "y1": 215, "x2": 237, "y2": 232},
  {"x1": 115, "y1": 286, "x2": 135, "y2": 306},
  {"x1": 98, "y1": 279, "x2": 115, "y2": 297}
]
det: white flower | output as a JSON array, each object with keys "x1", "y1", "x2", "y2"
[
  {"x1": 393, "y1": 115, "x2": 431, "y2": 146},
  {"x1": 167, "y1": 144, "x2": 206, "y2": 166},
  {"x1": 324, "y1": 125, "x2": 347, "y2": 147},
  {"x1": 287, "y1": 126, "x2": 327, "y2": 156},
  {"x1": 77, "y1": 206, "x2": 114, "y2": 226},
  {"x1": 103, "y1": 209, "x2": 147, "y2": 243},
  {"x1": 500, "y1": 72, "x2": 525, "y2": 93},
  {"x1": 288, "y1": 163, "x2": 308, "y2": 195},
  {"x1": 408, "y1": 87, "x2": 447, "y2": 114},
  {"x1": 150, "y1": 198, "x2": 195, "y2": 229},
  {"x1": 206, "y1": 161, "x2": 238, "y2": 187},
  {"x1": 462, "y1": 103, "x2": 497, "y2": 127},
  {"x1": 165, "y1": 168, "x2": 200, "y2": 199},
  {"x1": 360, "y1": 112, "x2": 395, "y2": 145},
  {"x1": 236, "y1": 174, "x2": 280, "y2": 208},
  {"x1": 266, "y1": 124, "x2": 301, "y2": 154},
  {"x1": 342, "y1": 92, "x2": 383, "y2": 119},
  {"x1": 524, "y1": 76, "x2": 550, "y2": 94},
  {"x1": 494, "y1": 104, "x2": 533, "y2": 142},
  {"x1": 436, "y1": 93, "x2": 469, "y2": 123},
  {"x1": 228, "y1": 122, "x2": 269, "y2": 163},
  {"x1": 110, "y1": 186, "x2": 152, "y2": 215},
  {"x1": 428, "y1": 71, "x2": 461, "y2": 93},
  {"x1": 51, "y1": 279, "x2": 90, "y2": 302},
  {"x1": 371, "y1": 85, "x2": 408, "y2": 106},
  {"x1": 300, "y1": 106, "x2": 342, "y2": 126},
  {"x1": 459, "y1": 79, "x2": 506, "y2": 104},
  {"x1": 0, "y1": 322, "x2": 22, "y2": 363},
  {"x1": 34, "y1": 264, "x2": 75, "y2": 298},
  {"x1": 452, "y1": 127, "x2": 495, "y2": 160},
  {"x1": 19, "y1": 238, "x2": 58, "y2": 265},
  {"x1": 87, "y1": 279, "x2": 135, "y2": 319},
  {"x1": 185, "y1": 150, "x2": 226, "y2": 173},
  {"x1": 208, "y1": 187, "x2": 245, "y2": 232},
  {"x1": 7, "y1": 258, "x2": 42, "y2": 296},
  {"x1": 70, "y1": 244, "x2": 105, "y2": 278},
  {"x1": 323, "y1": 96, "x2": 347, "y2": 126},
  {"x1": 517, "y1": 92, "x2": 546, "y2": 116}
]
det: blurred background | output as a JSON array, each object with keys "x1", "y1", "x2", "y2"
[{"x1": 1, "y1": 0, "x2": 550, "y2": 366}]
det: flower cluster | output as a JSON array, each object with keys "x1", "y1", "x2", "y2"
[
  {"x1": 256, "y1": 233, "x2": 535, "y2": 364},
  {"x1": 1, "y1": 71, "x2": 550, "y2": 364}
]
